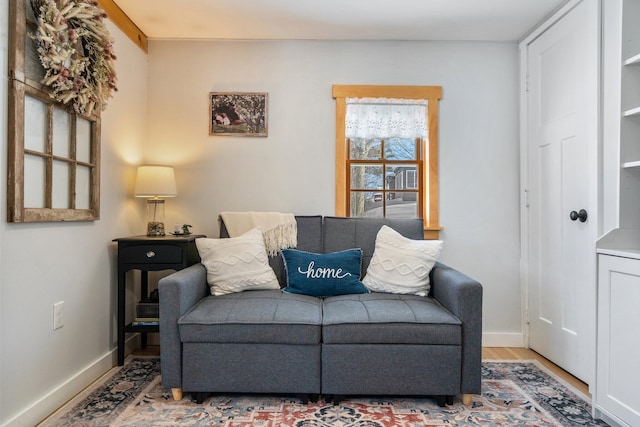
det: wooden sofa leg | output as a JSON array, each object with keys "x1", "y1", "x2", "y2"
[
  {"x1": 171, "y1": 388, "x2": 183, "y2": 401},
  {"x1": 462, "y1": 393, "x2": 473, "y2": 406}
]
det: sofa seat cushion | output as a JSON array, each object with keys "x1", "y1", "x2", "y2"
[
  {"x1": 322, "y1": 293, "x2": 461, "y2": 345},
  {"x1": 178, "y1": 290, "x2": 322, "y2": 345}
]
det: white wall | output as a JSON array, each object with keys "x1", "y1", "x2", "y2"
[
  {"x1": 146, "y1": 40, "x2": 522, "y2": 344},
  {"x1": 0, "y1": 32, "x2": 522, "y2": 425},
  {"x1": 0, "y1": 17, "x2": 148, "y2": 427}
]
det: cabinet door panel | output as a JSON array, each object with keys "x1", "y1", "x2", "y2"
[{"x1": 597, "y1": 255, "x2": 640, "y2": 426}]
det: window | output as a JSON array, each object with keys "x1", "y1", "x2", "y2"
[
  {"x1": 348, "y1": 138, "x2": 422, "y2": 219},
  {"x1": 333, "y1": 85, "x2": 442, "y2": 239},
  {"x1": 7, "y1": 0, "x2": 101, "y2": 222}
]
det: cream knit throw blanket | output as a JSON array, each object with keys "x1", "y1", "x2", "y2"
[{"x1": 219, "y1": 211, "x2": 297, "y2": 256}]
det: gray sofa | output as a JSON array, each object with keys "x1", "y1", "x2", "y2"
[{"x1": 159, "y1": 216, "x2": 482, "y2": 406}]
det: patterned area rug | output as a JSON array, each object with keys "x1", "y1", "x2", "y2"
[{"x1": 40, "y1": 357, "x2": 609, "y2": 426}]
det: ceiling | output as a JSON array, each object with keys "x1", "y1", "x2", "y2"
[{"x1": 113, "y1": 0, "x2": 568, "y2": 42}]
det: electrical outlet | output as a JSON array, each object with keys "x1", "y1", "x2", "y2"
[{"x1": 53, "y1": 301, "x2": 64, "y2": 330}]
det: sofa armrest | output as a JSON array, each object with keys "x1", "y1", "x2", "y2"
[
  {"x1": 159, "y1": 263, "x2": 208, "y2": 389},
  {"x1": 430, "y1": 262, "x2": 483, "y2": 394}
]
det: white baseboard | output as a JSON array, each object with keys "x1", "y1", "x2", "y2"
[
  {"x1": 594, "y1": 408, "x2": 630, "y2": 427},
  {"x1": 1, "y1": 336, "x2": 140, "y2": 427},
  {"x1": 482, "y1": 332, "x2": 525, "y2": 348}
]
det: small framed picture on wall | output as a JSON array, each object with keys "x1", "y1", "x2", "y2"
[{"x1": 209, "y1": 92, "x2": 268, "y2": 137}]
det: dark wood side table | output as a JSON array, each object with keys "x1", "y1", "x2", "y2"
[{"x1": 113, "y1": 234, "x2": 205, "y2": 365}]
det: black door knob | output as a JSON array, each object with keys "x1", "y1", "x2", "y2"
[{"x1": 569, "y1": 209, "x2": 588, "y2": 222}]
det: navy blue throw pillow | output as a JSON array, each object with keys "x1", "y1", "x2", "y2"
[{"x1": 281, "y1": 248, "x2": 369, "y2": 297}]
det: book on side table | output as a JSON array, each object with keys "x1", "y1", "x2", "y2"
[{"x1": 132, "y1": 318, "x2": 159, "y2": 326}]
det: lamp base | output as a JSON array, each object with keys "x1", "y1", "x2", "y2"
[
  {"x1": 147, "y1": 221, "x2": 166, "y2": 236},
  {"x1": 145, "y1": 199, "x2": 166, "y2": 236}
]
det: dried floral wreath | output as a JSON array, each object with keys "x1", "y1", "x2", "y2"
[{"x1": 30, "y1": 0, "x2": 117, "y2": 116}]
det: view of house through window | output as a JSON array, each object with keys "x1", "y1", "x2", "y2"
[{"x1": 348, "y1": 137, "x2": 422, "y2": 218}]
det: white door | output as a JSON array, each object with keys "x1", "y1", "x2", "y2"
[{"x1": 524, "y1": 0, "x2": 599, "y2": 383}]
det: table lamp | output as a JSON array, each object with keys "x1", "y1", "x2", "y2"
[{"x1": 134, "y1": 165, "x2": 177, "y2": 236}]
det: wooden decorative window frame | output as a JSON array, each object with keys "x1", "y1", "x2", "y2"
[
  {"x1": 7, "y1": 0, "x2": 101, "y2": 222},
  {"x1": 333, "y1": 85, "x2": 442, "y2": 239}
]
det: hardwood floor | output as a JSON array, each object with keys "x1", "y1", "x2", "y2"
[
  {"x1": 483, "y1": 347, "x2": 590, "y2": 397},
  {"x1": 132, "y1": 345, "x2": 160, "y2": 357}
]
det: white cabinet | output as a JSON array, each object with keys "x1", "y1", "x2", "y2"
[
  {"x1": 596, "y1": 254, "x2": 640, "y2": 427},
  {"x1": 596, "y1": 1, "x2": 640, "y2": 425}
]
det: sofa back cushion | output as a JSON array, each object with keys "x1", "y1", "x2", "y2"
[{"x1": 322, "y1": 217, "x2": 424, "y2": 276}]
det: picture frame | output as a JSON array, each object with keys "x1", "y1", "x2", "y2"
[{"x1": 209, "y1": 92, "x2": 268, "y2": 137}]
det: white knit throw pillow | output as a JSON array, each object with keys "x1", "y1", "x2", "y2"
[
  {"x1": 196, "y1": 228, "x2": 280, "y2": 296},
  {"x1": 362, "y1": 225, "x2": 443, "y2": 296}
]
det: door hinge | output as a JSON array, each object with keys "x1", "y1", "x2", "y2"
[
  {"x1": 525, "y1": 307, "x2": 530, "y2": 324},
  {"x1": 525, "y1": 74, "x2": 529, "y2": 92},
  {"x1": 524, "y1": 189, "x2": 530, "y2": 208}
]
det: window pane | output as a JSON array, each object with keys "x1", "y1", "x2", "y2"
[
  {"x1": 24, "y1": 96, "x2": 47, "y2": 152},
  {"x1": 350, "y1": 164, "x2": 383, "y2": 190},
  {"x1": 26, "y1": 0, "x2": 37, "y2": 20},
  {"x1": 350, "y1": 138, "x2": 381, "y2": 160},
  {"x1": 386, "y1": 195, "x2": 419, "y2": 219},
  {"x1": 407, "y1": 169, "x2": 417, "y2": 189},
  {"x1": 384, "y1": 138, "x2": 417, "y2": 160},
  {"x1": 24, "y1": 154, "x2": 46, "y2": 208},
  {"x1": 52, "y1": 107, "x2": 71, "y2": 158},
  {"x1": 25, "y1": 23, "x2": 45, "y2": 82},
  {"x1": 76, "y1": 118, "x2": 92, "y2": 163},
  {"x1": 350, "y1": 192, "x2": 383, "y2": 218},
  {"x1": 52, "y1": 161, "x2": 70, "y2": 209},
  {"x1": 76, "y1": 166, "x2": 91, "y2": 209},
  {"x1": 385, "y1": 165, "x2": 417, "y2": 190}
]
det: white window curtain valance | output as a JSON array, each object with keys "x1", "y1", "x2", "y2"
[{"x1": 345, "y1": 97, "x2": 428, "y2": 139}]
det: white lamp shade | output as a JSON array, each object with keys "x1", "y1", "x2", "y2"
[{"x1": 134, "y1": 165, "x2": 177, "y2": 197}]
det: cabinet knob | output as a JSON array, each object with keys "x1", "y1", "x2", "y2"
[{"x1": 146, "y1": 251, "x2": 156, "y2": 258}]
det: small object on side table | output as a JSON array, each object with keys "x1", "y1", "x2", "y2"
[{"x1": 171, "y1": 224, "x2": 193, "y2": 236}]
